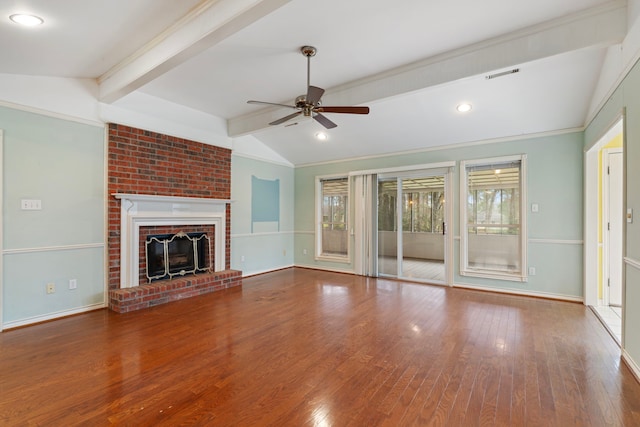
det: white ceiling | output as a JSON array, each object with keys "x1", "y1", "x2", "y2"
[{"x1": 0, "y1": 0, "x2": 627, "y2": 165}]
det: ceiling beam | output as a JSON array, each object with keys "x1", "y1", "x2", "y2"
[
  {"x1": 98, "y1": 0, "x2": 293, "y2": 103},
  {"x1": 228, "y1": 0, "x2": 626, "y2": 137}
]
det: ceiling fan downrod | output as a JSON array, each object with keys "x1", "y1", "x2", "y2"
[{"x1": 301, "y1": 46, "x2": 316, "y2": 92}]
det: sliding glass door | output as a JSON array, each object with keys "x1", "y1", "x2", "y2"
[{"x1": 377, "y1": 170, "x2": 449, "y2": 284}]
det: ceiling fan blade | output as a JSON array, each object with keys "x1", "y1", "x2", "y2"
[
  {"x1": 306, "y1": 85, "x2": 325, "y2": 105},
  {"x1": 248, "y1": 100, "x2": 297, "y2": 109},
  {"x1": 317, "y1": 106, "x2": 370, "y2": 114},
  {"x1": 313, "y1": 113, "x2": 337, "y2": 129},
  {"x1": 269, "y1": 111, "x2": 302, "y2": 126}
]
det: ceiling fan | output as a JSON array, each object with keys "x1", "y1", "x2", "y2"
[{"x1": 247, "y1": 46, "x2": 370, "y2": 129}]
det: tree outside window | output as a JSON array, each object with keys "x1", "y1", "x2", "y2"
[
  {"x1": 461, "y1": 157, "x2": 526, "y2": 279},
  {"x1": 377, "y1": 178, "x2": 444, "y2": 233},
  {"x1": 319, "y1": 177, "x2": 348, "y2": 257}
]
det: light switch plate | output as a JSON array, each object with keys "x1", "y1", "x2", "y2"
[{"x1": 21, "y1": 199, "x2": 42, "y2": 210}]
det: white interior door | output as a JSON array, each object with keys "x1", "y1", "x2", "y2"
[{"x1": 605, "y1": 150, "x2": 623, "y2": 306}]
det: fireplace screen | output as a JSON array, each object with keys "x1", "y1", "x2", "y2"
[{"x1": 145, "y1": 231, "x2": 211, "y2": 282}]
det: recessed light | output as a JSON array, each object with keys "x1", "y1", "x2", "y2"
[
  {"x1": 456, "y1": 103, "x2": 472, "y2": 113},
  {"x1": 315, "y1": 132, "x2": 328, "y2": 141},
  {"x1": 9, "y1": 14, "x2": 44, "y2": 26}
]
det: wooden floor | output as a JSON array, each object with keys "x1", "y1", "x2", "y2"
[{"x1": 1, "y1": 268, "x2": 639, "y2": 426}]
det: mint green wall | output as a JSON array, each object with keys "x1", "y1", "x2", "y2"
[
  {"x1": 1, "y1": 106, "x2": 105, "y2": 326},
  {"x1": 585, "y1": 58, "x2": 640, "y2": 367},
  {"x1": 294, "y1": 132, "x2": 584, "y2": 297},
  {"x1": 231, "y1": 155, "x2": 294, "y2": 275},
  {"x1": 4, "y1": 248, "x2": 104, "y2": 321}
]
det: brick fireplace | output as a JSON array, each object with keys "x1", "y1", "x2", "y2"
[{"x1": 107, "y1": 123, "x2": 241, "y2": 312}]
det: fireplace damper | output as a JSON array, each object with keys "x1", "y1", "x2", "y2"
[{"x1": 145, "y1": 231, "x2": 211, "y2": 282}]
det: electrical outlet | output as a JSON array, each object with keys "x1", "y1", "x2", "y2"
[
  {"x1": 69, "y1": 279, "x2": 77, "y2": 290},
  {"x1": 283, "y1": 249, "x2": 286, "y2": 256},
  {"x1": 303, "y1": 249, "x2": 308, "y2": 255},
  {"x1": 528, "y1": 267, "x2": 536, "y2": 276},
  {"x1": 46, "y1": 283, "x2": 55, "y2": 294},
  {"x1": 240, "y1": 255, "x2": 245, "y2": 262}
]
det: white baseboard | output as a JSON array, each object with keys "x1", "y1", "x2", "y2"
[
  {"x1": 240, "y1": 264, "x2": 355, "y2": 278},
  {"x1": 293, "y1": 263, "x2": 355, "y2": 275},
  {"x1": 453, "y1": 282, "x2": 583, "y2": 303},
  {"x1": 241, "y1": 264, "x2": 294, "y2": 278},
  {"x1": 2, "y1": 302, "x2": 106, "y2": 331},
  {"x1": 622, "y1": 349, "x2": 640, "y2": 383},
  {"x1": 624, "y1": 257, "x2": 640, "y2": 271}
]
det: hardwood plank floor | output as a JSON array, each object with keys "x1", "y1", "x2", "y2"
[{"x1": 1, "y1": 267, "x2": 639, "y2": 426}]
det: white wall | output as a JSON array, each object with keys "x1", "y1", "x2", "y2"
[
  {"x1": 0, "y1": 74, "x2": 231, "y2": 149},
  {"x1": 0, "y1": 74, "x2": 100, "y2": 124}
]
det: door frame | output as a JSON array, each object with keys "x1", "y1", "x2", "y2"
[
  {"x1": 376, "y1": 166, "x2": 454, "y2": 285},
  {"x1": 584, "y1": 116, "x2": 624, "y2": 306}
]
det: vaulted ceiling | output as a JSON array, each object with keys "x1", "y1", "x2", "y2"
[{"x1": 0, "y1": 0, "x2": 628, "y2": 165}]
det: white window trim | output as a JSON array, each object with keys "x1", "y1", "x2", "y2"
[
  {"x1": 459, "y1": 155, "x2": 528, "y2": 282},
  {"x1": 315, "y1": 174, "x2": 351, "y2": 263}
]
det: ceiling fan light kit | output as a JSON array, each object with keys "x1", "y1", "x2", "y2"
[{"x1": 247, "y1": 46, "x2": 369, "y2": 130}]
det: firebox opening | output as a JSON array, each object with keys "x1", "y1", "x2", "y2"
[{"x1": 145, "y1": 232, "x2": 210, "y2": 282}]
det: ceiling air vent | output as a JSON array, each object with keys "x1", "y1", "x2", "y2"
[{"x1": 485, "y1": 68, "x2": 520, "y2": 80}]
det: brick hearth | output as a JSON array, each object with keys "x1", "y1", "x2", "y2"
[{"x1": 109, "y1": 270, "x2": 242, "y2": 313}]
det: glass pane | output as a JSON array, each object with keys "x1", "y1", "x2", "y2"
[
  {"x1": 401, "y1": 177, "x2": 445, "y2": 282},
  {"x1": 377, "y1": 175, "x2": 446, "y2": 282},
  {"x1": 321, "y1": 178, "x2": 348, "y2": 256},
  {"x1": 466, "y1": 163, "x2": 521, "y2": 272},
  {"x1": 432, "y1": 191, "x2": 445, "y2": 233},
  {"x1": 378, "y1": 179, "x2": 397, "y2": 275},
  {"x1": 466, "y1": 230, "x2": 521, "y2": 271}
]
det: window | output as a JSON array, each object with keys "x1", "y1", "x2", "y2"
[
  {"x1": 377, "y1": 177, "x2": 445, "y2": 233},
  {"x1": 316, "y1": 176, "x2": 349, "y2": 260},
  {"x1": 460, "y1": 156, "x2": 527, "y2": 281}
]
